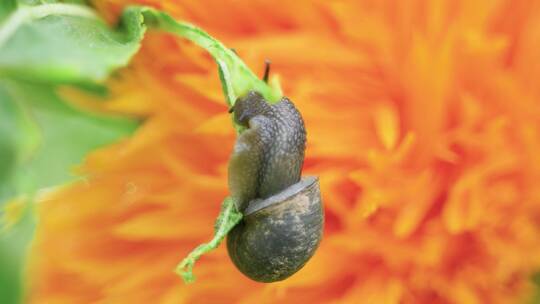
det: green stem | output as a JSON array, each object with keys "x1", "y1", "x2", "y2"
[
  {"x1": 138, "y1": 7, "x2": 279, "y2": 282},
  {"x1": 138, "y1": 7, "x2": 282, "y2": 107},
  {"x1": 175, "y1": 197, "x2": 242, "y2": 283}
]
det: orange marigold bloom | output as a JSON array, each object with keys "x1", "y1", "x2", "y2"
[{"x1": 29, "y1": 1, "x2": 540, "y2": 303}]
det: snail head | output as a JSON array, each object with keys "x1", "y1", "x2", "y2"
[{"x1": 229, "y1": 91, "x2": 271, "y2": 127}]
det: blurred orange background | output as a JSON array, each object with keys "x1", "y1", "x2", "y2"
[{"x1": 29, "y1": 1, "x2": 540, "y2": 303}]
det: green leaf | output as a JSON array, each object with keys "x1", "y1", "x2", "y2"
[
  {"x1": 0, "y1": 0, "x2": 16, "y2": 23},
  {"x1": 0, "y1": 3, "x2": 281, "y2": 103},
  {"x1": 0, "y1": 2, "x2": 146, "y2": 84},
  {"x1": 0, "y1": 78, "x2": 138, "y2": 200},
  {"x1": 0, "y1": 4, "x2": 143, "y2": 303},
  {"x1": 0, "y1": 203, "x2": 34, "y2": 304},
  {"x1": 0, "y1": 78, "x2": 138, "y2": 304}
]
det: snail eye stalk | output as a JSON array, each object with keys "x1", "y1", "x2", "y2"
[{"x1": 262, "y1": 59, "x2": 271, "y2": 83}]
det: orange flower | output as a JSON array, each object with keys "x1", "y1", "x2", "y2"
[{"x1": 29, "y1": 1, "x2": 540, "y2": 303}]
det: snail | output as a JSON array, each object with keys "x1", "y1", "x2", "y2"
[{"x1": 226, "y1": 89, "x2": 324, "y2": 283}]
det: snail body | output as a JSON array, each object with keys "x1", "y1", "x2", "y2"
[
  {"x1": 227, "y1": 91, "x2": 323, "y2": 282},
  {"x1": 228, "y1": 91, "x2": 306, "y2": 211}
]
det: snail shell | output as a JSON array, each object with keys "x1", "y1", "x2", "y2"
[
  {"x1": 227, "y1": 176, "x2": 323, "y2": 282},
  {"x1": 226, "y1": 91, "x2": 324, "y2": 282}
]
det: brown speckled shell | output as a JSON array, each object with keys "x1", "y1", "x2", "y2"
[{"x1": 226, "y1": 177, "x2": 324, "y2": 282}]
